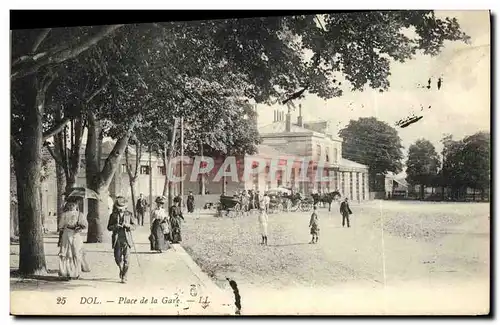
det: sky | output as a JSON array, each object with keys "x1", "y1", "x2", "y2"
[{"x1": 256, "y1": 10, "x2": 491, "y2": 174}]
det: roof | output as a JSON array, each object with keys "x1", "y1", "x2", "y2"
[
  {"x1": 340, "y1": 158, "x2": 368, "y2": 169},
  {"x1": 259, "y1": 121, "x2": 342, "y2": 141},
  {"x1": 259, "y1": 121, "x2": 317, "y2": 134},
  {"x1": 251, "y1": 144, "x2": 298, "y2": 160},
  {"x1": 392, "y1": 178, "x2": 409, "y2": 188}
]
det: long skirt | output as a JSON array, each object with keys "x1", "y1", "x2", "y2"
[
  {"x1": 259, "y1": 222, "x2": 268, "y2": 236},
  {"x1": 150, "y1": 220, "x2": 168, "y2": 251},
  {"x1": 58, "y1": 229, "x2": 89, "y2": 278},
  {"x1": 171, "y1": 227, "x2": 182, "y2": 243}
]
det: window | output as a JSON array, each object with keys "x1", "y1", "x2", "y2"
[
  {"x1": 326, "y1": 153, "x2": 329, "y2": 162},
  {"x1": 333, "y1": 148, "x2": 338, "y2": 163},
  {"x1": 277, "y1": 170, "x2": 283, "y2": 187},
  {"x1": 140, "y1": 165, "x2": 150, "y2": 175},
  {"x1": 362, "y1": 173, "x2": 366, "y2": 200},
  {"x1": 316, "y1": 144, "x2": 322, "y2": 160},
  {"x1": 121, "y1": 164, "x2": 127, "y2": 173},
  {"x1": 349, "y1": 172, "x2": 353, "y2": 200},
  {"x1": 356, "y1": 172, "x2": 360, "y2": 201},
  {"x1": 158, "y1": 166, "x2": 166, "y2": 175}
]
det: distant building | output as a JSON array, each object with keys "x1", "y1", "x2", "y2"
[
  {"x1": 384, "y1": 174, "x2": 409, "y2": 198},
  {"x1": 258, "y1": 105, "x2": 370, "y2": 200}
]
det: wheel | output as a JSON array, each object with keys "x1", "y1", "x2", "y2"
[
  {"x1": 300, "y1": 202, "x2": 312, "y2": 212},
  {"x1": 234, "y1": 203, "x2": 241, "y2": 212},
  {"x1": 276, "y1": 203, "x2": 283, "y2": 213}
]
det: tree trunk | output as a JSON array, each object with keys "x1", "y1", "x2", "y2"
[
  {"x1": 420, "y1": 184, "x2": 425, "y2": 200},
  {"x1": 56, "y1": 162, "x2": 66, "y2": 226},
  {"x1": 199, "y1": 141, "x2": 205, "y2": 195},
  {"x1": 85, "y1": 112, "x2": 139, "y2": 243},
  {"x1": 163, "y1": 148, "x2": 170, "y2": 197},
  {"x1": 85, "y1": 111, "x2": 103, "y2": 243},
  {"x1": 13, "y1": 75, "x2": 48, "y2": 275},
  {"x1": 129, "y1": 177, "x2": 137, "y2": 218}
]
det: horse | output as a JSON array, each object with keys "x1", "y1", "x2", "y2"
[{"x1": 312, "y1": 191, "x2": 342, "y2": 211}]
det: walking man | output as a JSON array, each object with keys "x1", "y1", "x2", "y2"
[
  {"x1": 108, "y1": 196, "x2": 137, "y2": 283},
  {"x1": 135, "y1": 193, "x2": 147, "y2": 226},
  {"x1": 340, "y1": 197, "x2": 353, "y2": 228},
  {"x1": 186, "y1": 191, "x2": 195, "y2": 213}
]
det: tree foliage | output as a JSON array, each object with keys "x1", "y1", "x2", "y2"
[
  {"x1": 405, "y1": 139, "x2": 440, "y2": 197},
  {"x1": 441, "y1": 132, "x2": 490, "y2": 193},
  {"x1": 339, "y1": 117, "x2": 404, "y2": 190}
]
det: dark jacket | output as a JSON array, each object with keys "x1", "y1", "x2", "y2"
[
  {"x1": 136, "y1": 198, "x2": 147, "y2": 212},
  {"x1": 340, "y1": 202, "x2": 352, "y2": 216},
  {"x1": 107, "y1": 210, "x2": 137, "y2": 248}
]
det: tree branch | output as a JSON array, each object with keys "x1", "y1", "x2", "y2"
[
  {"x1": 86, "y1": 79, "x2": 110, "y2": 104},
  {"x1": 11, "y1": 24, "x2": 123, "y2": 81},
  {"x1": 43, "y1": 141, "x2": 65, "y2": 168},
  {"x1": 32, "y1": 28, "x2": 52, "y2": 53},
  {"x1": 42, "y1": 117, "x2": 70, "y2": 141},
  {"x1": 98, "y1": 114, "x2": 141, "y2": 189}
]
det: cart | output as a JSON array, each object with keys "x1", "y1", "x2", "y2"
[{"x1": 217, "y1": 195, "x2": 244, "y2": 217}]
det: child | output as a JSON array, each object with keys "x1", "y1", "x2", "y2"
[
  {"x1": 309, "y1": 205, "x2": 319, "y2": 244},
  {"x1": 258, "y1": 206, "x2": 269, "y2": 245}
]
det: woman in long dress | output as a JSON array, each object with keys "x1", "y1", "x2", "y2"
[
  {"x1": 149, "y1": 196, "x2": 169, "y2": 253},
  {"x1": 169, "y1": 197, "x2": 185, "y2": 243},
  {"x1": 58, "y1": 201, "x2": 89, "y2": 279}
]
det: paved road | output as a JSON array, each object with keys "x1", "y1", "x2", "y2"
[{"x1": 182, "y1": 201, "x2": 490, "y2": 315}]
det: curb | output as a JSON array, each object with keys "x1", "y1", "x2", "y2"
[{"x1": 173, "y1": 244, "x2": 234, "y2": 315}]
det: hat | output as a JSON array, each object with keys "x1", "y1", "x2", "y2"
[
  {"x1": 115, "y1": 196, "x2": 127, "y2": 208},
  {"x1": 155, "y1": 196, "x2": 166, "y2": 204}
]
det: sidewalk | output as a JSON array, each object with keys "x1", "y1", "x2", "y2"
[{"x1": 10, "y1": 224, "x2": 235, "y2": 316}]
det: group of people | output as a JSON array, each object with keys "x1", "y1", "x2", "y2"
[
  {"x1": 256, "y1": 196, "x2": 354, "y2": 246},
  {"x1": 148, "y1": 195, "x2": 185, "y2": 253},
  {"x1": 56, "y1": 192, "x2": 192, "y2": 284}
]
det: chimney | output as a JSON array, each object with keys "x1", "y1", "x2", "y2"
[
  {"x1": 285, "y1": 113, "x2": 291, "y2": 132},
  {"x1": 297, "y1": 104, "x2": 303, "y2": 127}
]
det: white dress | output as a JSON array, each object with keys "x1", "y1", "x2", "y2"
[
  {"x1": 258, "y1": 211, "x2": 269, "y2": 236},
  {"x1": 58, "y1": 211, "x2": 89, "y2": 278}
]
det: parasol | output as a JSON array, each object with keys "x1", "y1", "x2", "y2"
[
  {"x1": 266, "y1": 187, "x2": 291, "y2": 195},
  {"x1": 65, "y1": 187, "x2": 100, "y2": 200}
]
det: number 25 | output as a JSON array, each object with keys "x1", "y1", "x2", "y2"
[{"x1": 56, "y1": 297, "x2": 67, "y2": 305}]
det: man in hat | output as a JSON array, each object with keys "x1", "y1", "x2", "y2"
[
  {"x1": 340, "y1": 197, "x2": 353, "y2": 228},
  {"x1": 135, "y1": 193, "x2": 148, "y2": 226},
  {"x1": 186, "y1": 191, "x2": 195, "y2": 214},
  {"x1": 107, "y1": 196, "x2": 137, "y2": 283}
]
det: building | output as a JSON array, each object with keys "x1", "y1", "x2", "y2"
[
  {"x1": 384, "y1": 174, "x2": 409, "y2": 198},
  {"x1": 258, "y1": 105, "x2": 370, "y2": 200}
]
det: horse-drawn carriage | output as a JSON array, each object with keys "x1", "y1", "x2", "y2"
[{"x1": 217, "y1": 194, "x2": 244, "y2": 217}]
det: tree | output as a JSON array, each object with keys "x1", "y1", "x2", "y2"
[
  {"x1": 11, "y1": 26, "x2": 122, "y2": 275},
  {"x1": 461, "y1": 132, "x2": 490, "y2": 200},
  {"x1": 11, "y1": 12, "x2": 469, "y2": 272},
  {"x1": 124, "y1": 136, "x2": 143, "y2": 219},
  {"x1": 405, "y1": 139, "x2": 441, "y2": 199},
  {"x1": 442, "y1": 132, "x2": 490, "y2": 201},
  {"x1": 339, "y1": 117, "x2": 404, "y2": 191}
]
